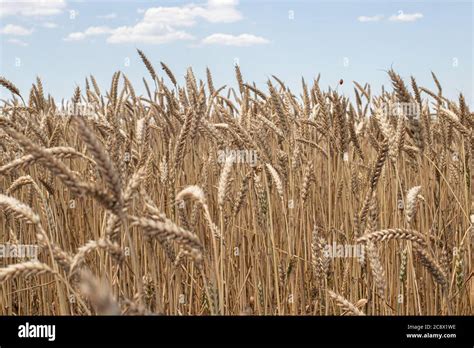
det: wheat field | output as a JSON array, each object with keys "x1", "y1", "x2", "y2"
[{"x1": 0, "y1": 49, "x2": 472, "y2": 315}]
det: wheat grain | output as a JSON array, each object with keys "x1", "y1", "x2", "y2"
[
  {"x1": 0, "y1": 261, "x2": 55, "y2": 283},
  {"x1": 0, "y1": 61, "x2": 470, "y2": 316},
  {"x1": 328, "y1": 290, "x2": 365, "y2": 316}
]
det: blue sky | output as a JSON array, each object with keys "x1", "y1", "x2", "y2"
[{"x1": 0, "y1": 0, "x2": 472, "y2": 105}]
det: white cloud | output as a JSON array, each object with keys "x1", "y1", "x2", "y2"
[
  {"x1": 64, "y1": 0, "x2": 242, "y2": 45},
  {"x1": 107, "y1": 27, "x2": 194, "y2": 44},
  {"x1": 0, "y1": 24, "x2": 33, "y2": 35},
  {"x1": 198, "y1": 0, "x2": 242, "y2": 23},
  {"x1": 64, "y1": 24, "x2": 193, "y2": 44},
  {"x1": 202, "y1": 33, "x2": 269, "y2": 46},
  {"x1": 64, "y1": 32, "x2": 86, "y2": 41},
  {"x1": 63, "y1": 26, "x2": 113, "y2": 41},
  {"x1": 143, "y1": 7, "x2": 200, "y2": 27},
  {"x1": 207, "y1": 0, "x2": 239, "y2": 6},
  {"x1": 0, "y1": 0, "x2": 66, "y2": 17},
  {"x1": 357, "y1": 15, "x2": 383, "y2": 22},
  {"x1": 138, "y1": 0, "x2": 242, "y2": 27},
  {"x1": 7, "y1": 38, "x2": 28, "y2": 46},
  {"x1": 389, "y1": 11, "x2": 423, "y2": 22},
  {"x1": 98, "y1": 13, "x2": 117, "y2": 19},
  {"x1": 84, "y1": 26, "x2": 114, "y2": 35},
  {"x1": 42, "y1": 22, "x2": 58, "y2": 28}
]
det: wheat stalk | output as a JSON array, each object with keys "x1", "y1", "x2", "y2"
[
  {"x1": 328, "y1": 290, "x2": 365, "y2": 316},
  {"x1": 0, "y1": 261, "x2": 55, "y2": 283}
]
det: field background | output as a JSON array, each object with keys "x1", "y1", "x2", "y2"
[{"x1": 0, "y1": 55, "x2": 472, "y2": 315}]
